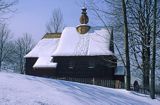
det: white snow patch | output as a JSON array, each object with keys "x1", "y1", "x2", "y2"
[
  {"x1": 0, "y1": 72, "x2": 159, "y2": 105},
  {"x1": 33, "y1": 57, "x2": 57, "y2": 68},
  {"x1": 53, "y1": 27, "x2": 113, "y2": 56},
  {"x1": 25, "y1": 38, "x2": 59, "y2": 58}
]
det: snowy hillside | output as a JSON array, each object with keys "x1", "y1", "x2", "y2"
[{"x1": 0, "y1": 72, "x2": 159, "y2": 105}]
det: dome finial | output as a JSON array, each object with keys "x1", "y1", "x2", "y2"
[
  {"x1": 76, "y1": 1, "x2": 90, "y2": 34},
  {"x1": 80, "y1": 0, "x2": 89, "y2": 24}
]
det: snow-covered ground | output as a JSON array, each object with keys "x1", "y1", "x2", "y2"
[{"x1": 0, "y1": 72, "x2": 159, "y2": 105}]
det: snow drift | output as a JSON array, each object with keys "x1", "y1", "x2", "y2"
[{"x1": 0, "y1": 72, "x2": 159, "y2": 105}]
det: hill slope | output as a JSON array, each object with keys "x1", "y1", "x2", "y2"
[{"x1": 0, "y1": 72, "x2": 159, "y2": 105}]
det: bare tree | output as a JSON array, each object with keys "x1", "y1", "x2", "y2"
[
  {"x1": 0, "y1": 0, "x2": 18, "y2": 22},
  {"x1": 88, "y1": 0, "x2": 160, "y2": 91},
  {"x1": 0, "y1": 24, "x2": 14, "y2": 70},
  {"x1": 14, "y1": 33, "x2": 35, "y2": 73},
  {"x1": 46, "y1": 8, "x2": 64, "y2": 33},
  {"x1": 126, "y1": 0, "x2": 159, "y2": 89}
]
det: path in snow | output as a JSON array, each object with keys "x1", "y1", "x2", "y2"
[{"x1": 0, "y1": 72, "x2": 159, "y2": 105}]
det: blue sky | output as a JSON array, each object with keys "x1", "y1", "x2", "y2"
[{"x1": 8, "y1": 0, "x2": 99, "y2": 42}]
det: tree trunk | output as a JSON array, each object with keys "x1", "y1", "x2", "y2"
[
  {"x1": 141, "y1": 0, "x2": 150, "y2": 89},
  {"x1": 150, "y1": 0, "x2": 157, "y2": 99},
  {"x1": 121, "y1": 0, "x2": 130, "y2": 90},
  {"x1": 110, "y1": 27, "x2": 114, "y2": 53}
]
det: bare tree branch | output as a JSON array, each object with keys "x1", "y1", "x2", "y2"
[{"x1": 46, "y1": 8, "x2": 64, "y2": 33}]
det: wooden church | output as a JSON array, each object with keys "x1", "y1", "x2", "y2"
[{"x1": 25, "y1": 7, "x2": 124, "y2": 83}]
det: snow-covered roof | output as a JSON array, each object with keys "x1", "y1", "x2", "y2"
[
  {"x1": 52, "y1": 27, "x2": 113, "y2": 56},
  {"x1": 33, "y1": 57, "x2": 57, "y2": 68},
  {"x1": 25, "y1": 38, "x2": 59, "y2": 58},
  {"x1": 25, "y1": 38, "x2": 59, "y2": 69}
]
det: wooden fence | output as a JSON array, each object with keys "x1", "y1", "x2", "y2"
[
  {"x1": 53, "y1": 77, "x2": 124, "y2": 89},
  {"x1": 53, "y1": 77, "x2": 160, "y2": 98}
]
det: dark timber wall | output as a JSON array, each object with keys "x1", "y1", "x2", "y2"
[
  {"x1": 53, "y1": 55, "x2": 117, "y2": 79},
  {"x1": 25, "y1": 57, "x2": 38, "y2": 75},
  {"x1": 25, "y1": 55, "x2": 122, "y2": 82},
  {"x1": 25, "y1": 57, "x2": 56, "y2": 77}
]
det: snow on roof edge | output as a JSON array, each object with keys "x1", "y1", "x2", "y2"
[
  {"x1": 25, "y1": 38, "x2": 59, "y2": 58},
  {"x1": 33, "y1": 57, "x2": 57, "y2": 69}
]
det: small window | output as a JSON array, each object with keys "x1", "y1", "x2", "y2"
[
  {"x1": 68, "y1": 60, "x2": 75, "y2": 69},
  {"x1": 88, "y1": 60, "x2": 95, "y2": 69}
]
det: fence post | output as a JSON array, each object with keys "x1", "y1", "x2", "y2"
[{"x1": 93, "y1": 77, "x2": 95, "y2": 85}]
